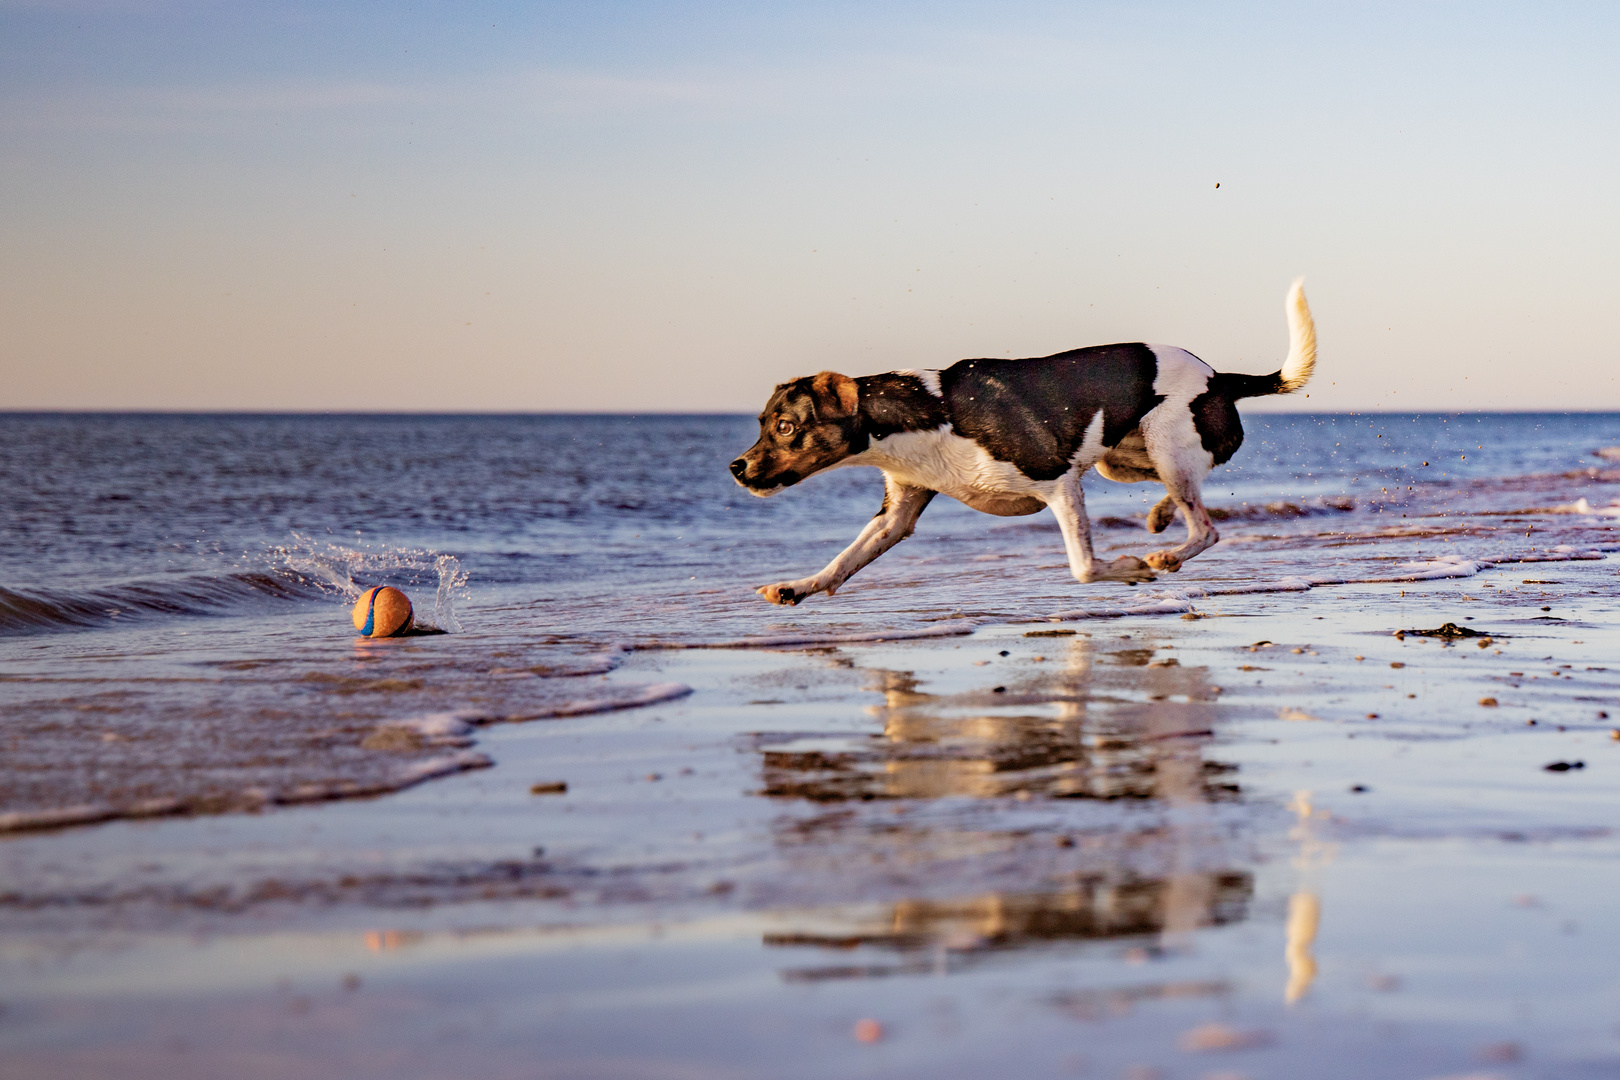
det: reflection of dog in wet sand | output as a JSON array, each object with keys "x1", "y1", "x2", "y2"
[{"x1": 730, "y1": 281, "x2": 1316, "y2": 605}]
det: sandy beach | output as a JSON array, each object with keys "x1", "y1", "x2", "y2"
[{"x1": 4, "y1": 491, "x2": 1619, "y2": 1077}]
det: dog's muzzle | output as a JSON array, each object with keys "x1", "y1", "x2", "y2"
[{"x1": 729, "y1": 453, "x2": 793, "y2": 495}]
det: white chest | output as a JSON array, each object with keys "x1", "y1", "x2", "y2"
[{"x1": 843, "y1": 425, "x2": 1085, "y2": 500}]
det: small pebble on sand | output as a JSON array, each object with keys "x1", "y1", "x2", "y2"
[
  {"x1": 1177, "y1": 1022, "x2": 1274, "y2": 1052},
  {"x1": 1479, "y1": 697, "x2": 1498, "y2": 707},
  {"x1": 529, "y1": 782, "x2": 567, "y2": 795},
  {"x1": 1477, "y1": 1040, "x2": 1523, "y2": 1063},
  {"x1": 853, "y1": 1019, "x2": 884, "y2": 1043}
]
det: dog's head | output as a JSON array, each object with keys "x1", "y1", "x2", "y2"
[{"x1": 729, "y1": 371, "x2": 861, "y2": 495}]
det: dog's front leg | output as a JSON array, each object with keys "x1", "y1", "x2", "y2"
[
  {"x1": 1048, "y1": 470, "x2": 1156, "y2": 585},
  {"x1": 757, "y1": 478, "x2": 936, "y2": 606}
]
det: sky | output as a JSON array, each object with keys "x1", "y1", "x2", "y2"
[{"x1": 2, "y1": 1, "x2": 1617, "y2": 413}]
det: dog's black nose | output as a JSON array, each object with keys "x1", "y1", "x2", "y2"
[{"x1": 729, "y1": 458, "x2": 748, "y2": 480}]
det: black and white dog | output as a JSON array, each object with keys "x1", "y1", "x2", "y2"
[{"x1": 730, "y1": 281, "x2": 1316, "y2": 605}]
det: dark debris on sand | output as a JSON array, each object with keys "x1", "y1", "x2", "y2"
[{"x1": 1394, "y1": 622, "x2": 1492, "y2": 641}]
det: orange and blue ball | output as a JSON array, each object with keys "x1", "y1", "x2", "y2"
[{"x1": 352, "y1": 586, "x2": 414, "y2": 638}]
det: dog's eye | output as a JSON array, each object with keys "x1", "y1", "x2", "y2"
[{"x1": 775, "y1": 419, "x2": 795, "y2": 437}]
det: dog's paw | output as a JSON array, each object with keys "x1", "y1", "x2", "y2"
[
  {"x1": 757, "y1": 582, "x2": 806, "y2": 606},
  {"x1": 1146, "y1": 498, "x2": 1177, "y2": 534},
  {"x1": 1144, "y1": 551, "x2": 1183, "y2": 573},
  {"x1": 1081, "y1": 556, "x2": 1157, "y2": 584}
]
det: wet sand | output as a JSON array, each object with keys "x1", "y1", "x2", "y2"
[{"x1": 4, "y1": 556, "x2": 1620, "y2": 1079}]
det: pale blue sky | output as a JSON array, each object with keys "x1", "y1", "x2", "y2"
[{"x1": 2, "y1": 1, "x2": 1617, "y2": 411}]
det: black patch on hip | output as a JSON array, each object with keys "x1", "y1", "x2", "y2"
[
  {"x1": 1192, "y1": 375, "x2": 1252, "y2": 466},
  {"x1": 938, "y1": 343, "x2": 1163, "y2": 481}
]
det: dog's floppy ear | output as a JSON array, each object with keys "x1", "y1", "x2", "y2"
[{"x1": 810, "y1": 371, "x2": 859, "y2": 420}]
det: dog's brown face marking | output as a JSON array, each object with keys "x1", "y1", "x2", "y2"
[{"x1": 729, "y1": 371, "x2": 861, "y2": 495}]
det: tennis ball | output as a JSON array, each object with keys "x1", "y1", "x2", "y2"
[{"x1": 352, "y1": 586, "x2": 414, "y2": 638}]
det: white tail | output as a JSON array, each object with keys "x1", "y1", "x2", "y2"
[{"x1": 1277, "y1": 278, "x2": 1316, "y2": 394}]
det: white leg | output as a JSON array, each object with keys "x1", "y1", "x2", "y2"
[
  {"x1": 1144, "y1": 478, "x2": 1219, "y2": 573},
  {"x1": 1138, "y1": 403, "x2": 1220, "y2": 573},
  {"x1": 1048, "y1": 470, "x2": 1156, "y2": 585},
  {"x1": 757, "y1": 476, "x2": 936, "y2": 606}
]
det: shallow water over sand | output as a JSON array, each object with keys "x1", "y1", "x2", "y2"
[{"x1": 3, "y1": 412, "x2": 1620, "y2": 1077}]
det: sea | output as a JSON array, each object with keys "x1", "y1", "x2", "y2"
[
  {"x1": 5, "y1": 411, "x2": 1617, "y2": 634},
  {"x1": 2, "y1": 411, "x2": 1619, "y2": 824},
  {"x1": 4, "y1": 411, "x2": 1620, "y2": 1079}
]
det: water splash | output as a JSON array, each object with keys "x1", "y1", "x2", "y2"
[
  {"x1": 434, "y1": 553, "x2": 468, "y2": 633},
  {"x1": 270, "y1": 534, "x2": 469, "y2": 632}
]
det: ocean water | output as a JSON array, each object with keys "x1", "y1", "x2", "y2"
[
  {"x1": 3, "y1": 410, "x2": 1617, "y2": 632},
  {"x1": 4, "y1": 411, "x2": 1620, "y2": 1079},
  {"x1": 2, "y1": 411, "x2": 1619, "y2": 826}
]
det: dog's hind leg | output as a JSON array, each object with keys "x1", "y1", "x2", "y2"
[
  {"x1": 1142, "y1": 469, "x2": 1218, "y2": 573},
  {"x1": 1146, "y1": 494, "x2": 1177, "y2": 534},
  {"x1": 1136, "y1": 390, "x2": 1222, "y2": 573},
  {"x1": 757, "y1": 476, "x2": 935, "y2": 606},
  {"x1": 1048, "y1": 470, "x2": 1156, "y2": 585}
]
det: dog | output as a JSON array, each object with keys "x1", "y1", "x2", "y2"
[{"x1": 730, "y1": 280, "x2": 1316, "y2": 606}]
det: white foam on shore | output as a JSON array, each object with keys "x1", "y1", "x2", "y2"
[
  {"x1": 274, "y1": 751, "x2": 493, "y2": 805},
  {"x1": 517, "y1": 682, "x2": 693, "y2": 718},
  {"x1": 1047, "y1": 596, "x2": 1199, "y2": 619},
  {"x1": 1047, "y1": 549, "x2": 1613, "y2": 621},
  {"x1": 0, "y1": 797, "x2": 187, "y2": 834},
  {"x1": 641, "y1": 619, "x2": 982, "y2": 650},
  {"x1": 1544, "y1": 497, "x2": 1620, "y2": 516},
  {"x1": 494, "y1": 647, "x2": 626, "y2": 678},
  {"x1": 0, "y1": 754, "x2": 499, "y2": 827},
  {"x1": 365, "y1": 710, "x2": 487, "y2": 748}
]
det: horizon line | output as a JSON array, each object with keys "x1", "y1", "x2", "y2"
[{"x1": 4, "y1": 408, "x2": 1620, "y2": 421}]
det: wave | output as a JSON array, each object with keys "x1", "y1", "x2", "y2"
[
  {"x1": 0, "y1": 569, "x2": 325, "y2": 637},
  {"x1": 1205, "y1": 497, "x2": 1357, "y2": 522},
  {"x1": 0, "y1": 536, "x2": 473, "y2": 638}
]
